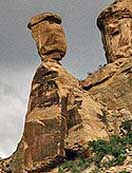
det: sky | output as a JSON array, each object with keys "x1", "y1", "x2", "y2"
[{"x1": 0, "y1": 0, "x2": 113, "y2": 158}]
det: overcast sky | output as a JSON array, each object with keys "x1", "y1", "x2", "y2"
[{"x1": 0, "y1": 0, "x2": 113, "y2": 158}]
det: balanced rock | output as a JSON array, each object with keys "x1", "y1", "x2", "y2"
[
  {"x1": 28, "y1": 12, "x2": 67, "y2": 61},
  {"x1": 0, "y1": 12, "x2": 109, "y2": 173},
  {"x1": 22, "y1": 12, "x2": 108, "y2": 171},
  {"x1": 0, "y1": 1, "x2": 132, "y2": 172}
]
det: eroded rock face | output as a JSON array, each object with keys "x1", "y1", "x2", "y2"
[
  {"x1": 0, "y1": 12, "x2": 68, "y2": 173},
  {"x1": 21, "y1": 59, "x2": 108, "y2": 172},
  {"x1": 81, "y1": 58, "x2": 132, "y2": 116},
  {"x1": 82, "y1": 0, "x2": 132, "y2": 115},
  {"x1": 10, "y1": 61, "x2": 108, "y2": 173},
  {"x1": 0, "y1": 12, "x2": 107, "y2": 173},
  {"x1": 97, "y1": 0, "x2": 132, "y2": 63},
  {"x1": 1, "y1": 2, "x2": 132, "y2": 172},
  {"x1": 15, "y1": 13, "x2": 68, "y2": 172}
]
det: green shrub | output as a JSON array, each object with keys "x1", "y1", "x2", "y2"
[
  {"x1": 58, "y1": 156, "x2": 90, "y2": 173},
  {"x1": 121, "y1": 120, "x2": 132, "y2": 134},
  {"x1": 59, "y1": 120, "x2": 132, "y2": 172},
  {"x1": 89, "y1": 135, "x2": 127, "y2": 167},
  {"x1": 119, "y1": 171, "x2": 130, "y2": 173}
]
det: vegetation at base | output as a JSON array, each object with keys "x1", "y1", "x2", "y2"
[
  {"x1": 59, "y1": 120, "x2": 132, "y2": 173},
  {"x1": 89, "y1": 136, "x2": 127, "y2": 167},
  {"x1": 121, "y1": 120, "x2": 132, "y2": 134},
  {"x1": 119, "y1": 171, "x2": 130, "y2": 173},
  {"x1": 58, "y1": 156, "x2": 91, "y2": 173},
  {"x1": 89, "y1": 120, "x2": 132, "y2": 167}
]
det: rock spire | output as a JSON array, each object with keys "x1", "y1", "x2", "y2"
[{"x1": 0, "y1": 2, "x2": 132, "y2": 173}]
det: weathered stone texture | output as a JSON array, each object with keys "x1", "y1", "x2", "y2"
[
  {"x1": 2, "y1": 12, "x2": 108, "y2": 172},
  {"x1": 82, "y1": 0, "x2": 132, "y2": 115},
  {"x1": 81, "y1": 58, "x2": 132, "y2": 113},
  {"x1": 28, "y1": 12, "x2": 67, "y2": 61},
  {"x1": 19, "y1": 59, "x2": 108, "y2": 172},
  {"x1": 1, "y1": 1, "x2": 132, "y2": 172},
  {"x1": 97, "y1": 0, "x2": 132, "y2": 63}
]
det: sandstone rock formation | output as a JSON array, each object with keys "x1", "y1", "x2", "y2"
[
  {"x1": 81, "y1": 58, "x2": 132, "y2": 113},
  {"x1": 82, "y1": 0, "x2": 132, "y2": 114},
  {"x1": 0, "y1": 0, "x2": 132, "y2": 173},
  {"x1": 27, "y1": 12, "x2": 67, "y2": 61},
  {"x1": 0, "y1": 12, "x2": 108, "y2": 173},
  {"x1": 19, "y1": 12, "x2": 109, "y2": 172},
  {"x1": 97, "y1": 0, "x2": 132, "y2": 63}
]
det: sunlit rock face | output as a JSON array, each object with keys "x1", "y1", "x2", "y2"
[
  {"x1": 22, "y1": 12, "x2": 107, "y2": 172},
  {"x1": 1, "y1": 2, "x2": 132, "y2": 173},
  {"x1": 82, "y1": 0, "x2": 132, "y2": 115},
  {"x1": 97, "y1": 0, "x2": 132, "y2": 63},
  {"x1": 81, "y1": 58, "x2": 132, "y2": 114},
  {"x1": 21, "y1": 12, "x2": 68, "y2": 172},
  {"x1": 3, "y1": 12, "x2": 106, "y2": 173},
  {"x1": 0, "y1": 12, "x2": 68, "y2": 173}
]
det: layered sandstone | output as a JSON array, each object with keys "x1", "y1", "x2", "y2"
[
  {"x1": 97, "y1": 0, "x2": 132, "y2": 63},
  {"x1": 0, "y1": 12, "x2": 109, "y2": 173},
  {"x1": 81, "y1": 58, "x2": 132, "y2": 113},
  {"x1": 0, "y1": 0, "x2": 132, "y2": 173},
  {"x1": 82, "y1": 0, "x2": 132, "y2": 113}
]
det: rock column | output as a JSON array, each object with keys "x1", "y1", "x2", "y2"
[{"x1": 12, "y1": 12, "x2": 69, "y2": 172}]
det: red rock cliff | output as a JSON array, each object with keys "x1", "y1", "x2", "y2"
[{"x1": 0, "y1": 1, "x2": 132, "y2": 172}]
